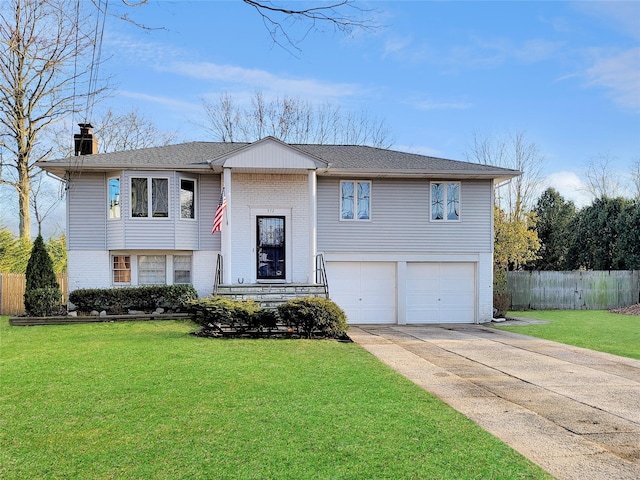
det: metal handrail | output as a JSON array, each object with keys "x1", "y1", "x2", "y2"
[
  {"x1": 213, "y1": 253, "x2": 223, "y2": 295},
  {"x1": 315, "y1": 253, "x2": 329, "y2": 298}
]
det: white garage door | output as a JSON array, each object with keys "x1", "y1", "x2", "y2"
[
  {"x1": 407, "y1": 262, "x2": 476, "y2": 324},
  {"x1": 326, "y1": 262, "x2": 396, "y2": 324}
]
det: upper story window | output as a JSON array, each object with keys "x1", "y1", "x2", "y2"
[
  {"x1": 431, "y1": 182, "x2": 460, "y2": 221},
  {"x1": 180, "y1": 179, "x2": 195, "y2": 219},
  {"x1": 340, "y1": 180, "x2": 371, "y2": 220},
  {"x1": 108, "y1": 177, "x2": 120, "y2": 219},
  {"x1": 131, "y1": 177, "x2": 168, "y2": 218}
]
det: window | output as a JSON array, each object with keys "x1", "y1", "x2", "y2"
[
  {"x1": 180, "y1": 179, "x2": 195, "y2": 219},
  {"x1": 431, "y1": 182, "x2": 460, "y2": 221},
  {"x1": 131, "y1": 177, "x2": 169, "y2": 218},
  {"x1": 139, "y1": 255, "x2": 166, "y2": 285},
  {"x1": 108, "y1": 177, "x2": 121, "y2": 219},
  {"x1": 340, "y1": 180, "x2": 371, "y2": 220},
  {"x1": 112, "y1": 255, "x2": 131, "y2": 284},
  {"x1": 173, "y1": 255, "x2": 192, "y2": 284}
]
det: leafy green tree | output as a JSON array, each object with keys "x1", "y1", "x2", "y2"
[
  {"x1": 493, "y1": 206, "x2": 540, "y2": 315},
  {"x1": 45, "y1": 234, "x2": 67, "y2": 274},
  {"x1": 0, "y1": 226, "x2": 31, "y2": 273},
  {"x1": 615, "y1": 200, "x2": 640, "y2": 269},
  {"x1": 493, "y1": 206, "x2": 540, "y2": 271},
  {"x1": 24, "y1": 234, "x2": 60, "y2": 315},
  {"x1": 530, "y1": 188, "x2": 577, "y2": 270},
  {"x1": 566, "y1": 197, "x2": 632, "y2": 270}
]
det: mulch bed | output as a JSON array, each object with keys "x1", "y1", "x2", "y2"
[{"x1": 609, "y1": 303, "x2": 640, "y2": 315}]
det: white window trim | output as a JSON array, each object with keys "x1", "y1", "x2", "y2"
[
  {"x1": 430, "y1": 181, "x2": 461, "y2": 222},
  {"x1": 179, "y1": 177, "x2": 197, "y2": 221},
  {"x1": 130, "y1": 175, "x2": 171, "y2": 219},
  {"x1": 339, "y1": 180, "x2": 372, "y2": 222},
  {"x1": 110, "y1": 252, "x2": 193, "y2": 287},
  {"x1": 107, "y1": 176, "x2": 121, "y2": 220},
  {"x1": 111, "y1": 254, "x2": 131, "y2": 285}
]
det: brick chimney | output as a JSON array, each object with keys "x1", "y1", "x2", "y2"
[{"x1": 74, "y1": 123, "x2": 98, "y2": 156}]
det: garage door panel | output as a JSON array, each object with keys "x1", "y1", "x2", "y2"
[
  {"x1": 407, "y1": 262, "x2": 475, "y2": 324},
  {"x1": 326, "y1": 262, "x2": 395, "y2": 324}
]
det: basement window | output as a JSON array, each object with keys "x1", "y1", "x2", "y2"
[{"x1": 112, "y1": 255, "x2": 131, "y2": 284}]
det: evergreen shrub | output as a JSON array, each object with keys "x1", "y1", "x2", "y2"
[
  {"x1": 24, "y1": 235, "x2": 60, "y2": 316},
  {"x1": 277, "y1": 297, "x2": 347, "y2": 339},
  {"x1": 69, "y1": 284, "x2": 198, "y2": 314}
]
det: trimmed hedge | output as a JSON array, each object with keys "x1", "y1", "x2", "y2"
[
  {"x1": 69, "y1": 284, "x2": 198, "y2": 315},
  {"x1": 189, "y1": 296, "x2": 347, "y2": 339},
  {"x1": 277, "y1": 297, "x2": 347, "y2": 339}
]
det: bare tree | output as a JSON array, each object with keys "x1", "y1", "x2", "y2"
[
  {"x1": 30, "y1": 173, "x2": 63, "y2": 236},
  {"x1": 92, "y1": 108, "x2": 178, "y2": 153},
  {"x1": 202, "y1": 91, "x2": 393, "y2": 148},
  {"x1": 0, "y1": 0, "x2": 102, "y2": 239},
  {"x1": 465, "y1": 131, "x2": 546, "y2": 219},
  {"x1": 629, "y1": 157, "x2": 640, "y2": 199},
  {"x1": 241, "y1": 0, "x2": 377, "y2": 52},
  {"x1": 584, "y1": 153, "x2": 622, "y2": 200}
]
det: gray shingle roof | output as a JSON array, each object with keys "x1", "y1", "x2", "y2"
[{"x1": 37, "y1": 139, "x2": 520, "y2": 179}]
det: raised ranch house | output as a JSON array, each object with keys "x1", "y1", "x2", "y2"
[{"x1": 37, "y1": 127, "x2": 520, "y2": 324}]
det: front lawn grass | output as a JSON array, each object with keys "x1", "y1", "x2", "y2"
[
  {"x1": 498, "y1": 310, "x2": 640, "y2": 360},
  {"x1": 0, "y1": 317, "x2": 550, "y2": 479}
]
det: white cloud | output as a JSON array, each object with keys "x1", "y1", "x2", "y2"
[
  {"x1": 541, "y1": 171, "x2": 592, "y2": 207},
  {"x1": 585, "y1": 47, "x2": 640, "y2": 112},
  {"x1": 117, "y1": 91, "x2": 202, "y2": 112},
  {"x1": 166, "y1": 61, "x2": 361, "y2": 99},
  {"x1": 572, "y1": 1, "x2": 640, "y2": 41},
  {"x1": 394, "y1": 144, "x2": 441, "y2": 157}
]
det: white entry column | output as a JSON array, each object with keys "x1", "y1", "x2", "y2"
[
  {"x1": 222, "y1": 167, "x2": 232, "y2": 284},
  {"x1": 308, "y1": 170, "x2": 317, "y2": 284}
]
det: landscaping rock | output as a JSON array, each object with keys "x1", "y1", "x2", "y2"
[
  {"x1": 99, "y1": 310, "x2": 107, "y2": 317},
  {"x1": 67, "y1": 311, "x2": 78, "y2": 317},
  {"x1": 90, "y1": 310, "x2": 100, "y2": 316}
]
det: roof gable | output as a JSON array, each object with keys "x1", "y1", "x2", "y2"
[{"x1": 210, "y1": 137, "x2": 327, "y2": 172}]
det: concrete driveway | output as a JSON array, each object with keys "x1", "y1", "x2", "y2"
[{"x1": 348, "y1": 323, "x2": 640, "y2": 480}]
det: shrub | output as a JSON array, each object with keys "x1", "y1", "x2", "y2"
[
  {"x1": 23, "y1": 287, "x2": 62, "y2": 317},
  {"x1": 188, "y1": 296, "x2": 265, "y2": 332},
  {"x1": 277, "y1": 297, "x2": 347, "y2": 339},
  {"x1": 69, "y1": 285, "x2": 198, "y2": 315},
  {"x1": 24, "y1": 234, "x2": 60, "y2": 316}
]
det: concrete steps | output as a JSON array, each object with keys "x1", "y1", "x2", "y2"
[{"x1": 215, "y1": 283, "x2": 328, "y2": 309}]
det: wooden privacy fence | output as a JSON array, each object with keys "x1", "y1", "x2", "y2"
[
  {"x1": 508, "y1": 270, "x2": 640, "y2": 310},
  {"x1": 0, "y1": 273, "x2": 68, "y2": 316}
]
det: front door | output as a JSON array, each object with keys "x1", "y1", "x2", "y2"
[{"x1": 257, "y1": 216, "x2": 286, "y2": 280}]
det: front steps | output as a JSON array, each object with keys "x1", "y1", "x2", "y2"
[{"x1": 215, "y1": 283, "x2": 328, "y2": 309}]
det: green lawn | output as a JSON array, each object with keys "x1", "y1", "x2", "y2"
[
  {"x1": 0, "y1": 317, "x2": 550, "y2": 479},
  {"x1": 498, "y1": 310, "x2": 640, "y2": 360}
]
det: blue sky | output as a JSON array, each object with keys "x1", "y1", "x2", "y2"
[
  {"x1": 3, "y1": 1, "x2": 639, "y2": 236},
  {"x1": 91, "y1": 0, "x2": 638, "y2": 206}
]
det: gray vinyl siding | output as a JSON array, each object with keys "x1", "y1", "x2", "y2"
[
  {"x1": 68, "y1": 173, "x2": 107, "y2": 250},
  {"x1": 317, "y1": 177, "x2": 493, "y2": 253},
  {"x1": 71, "y1": 171, "x2": 221, "y2": 251},
  {"x1": 198, "y1": 174, "x2": 221, "y2": 251}
]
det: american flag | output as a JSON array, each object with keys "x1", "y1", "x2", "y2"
[{"x1": 211, "y1": 188, "x2": 226, "y2": 234}]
